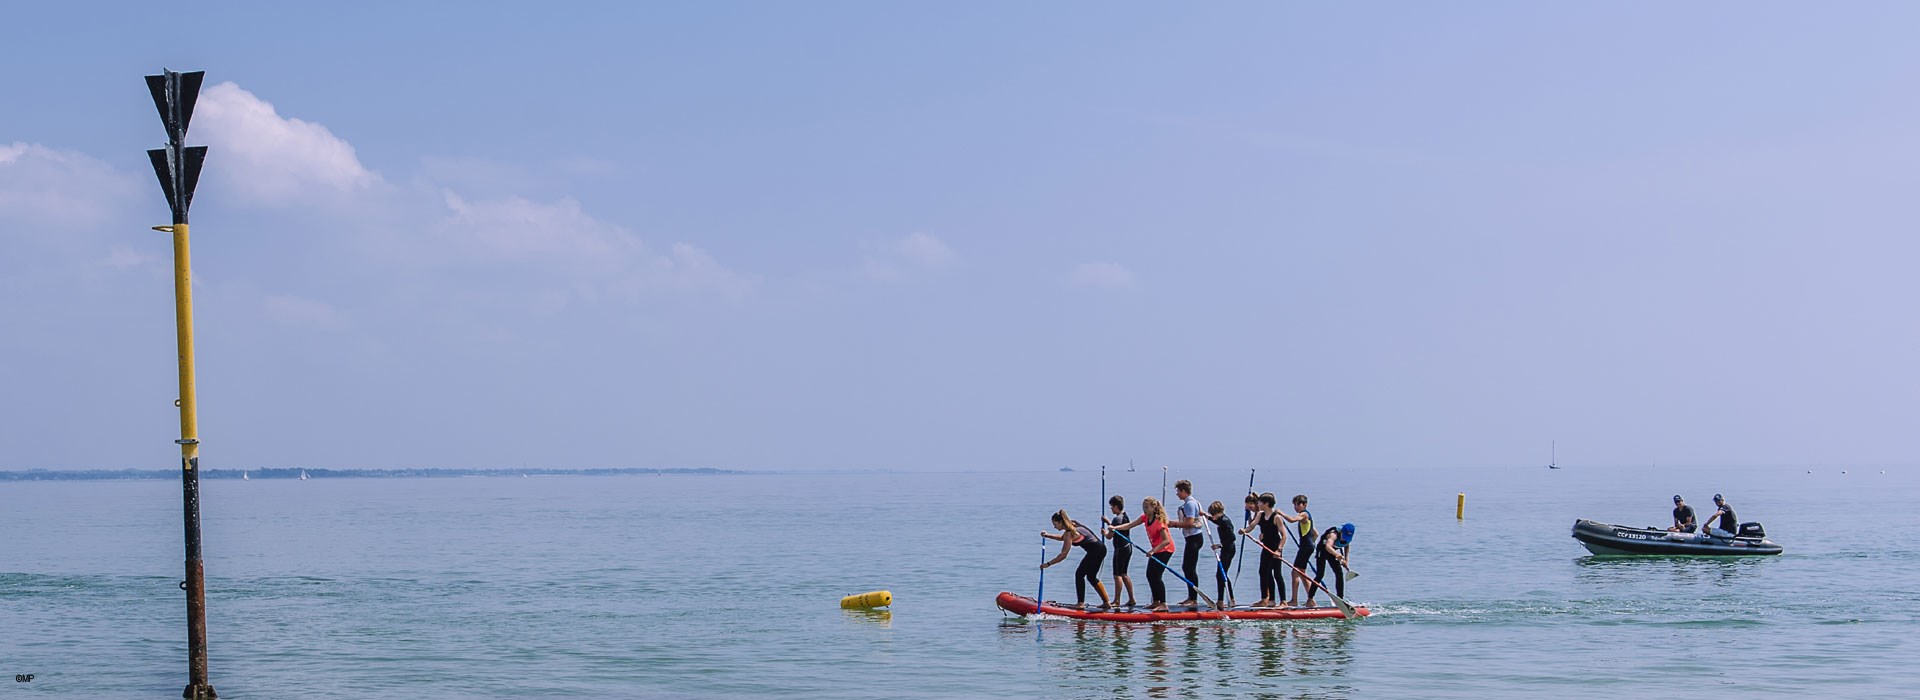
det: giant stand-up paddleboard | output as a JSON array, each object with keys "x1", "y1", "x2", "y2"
[{"x1": 997, "y1": 592, "x2": 1367, "y2": 621}]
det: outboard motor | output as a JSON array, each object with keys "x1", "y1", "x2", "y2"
[{"x1": 1737, "y1": 522, "x2": 1766, "y2": 539}]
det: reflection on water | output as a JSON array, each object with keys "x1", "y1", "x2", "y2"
[
  {"x1": 841, "y1": 608, "x2": 892, "y2": 628},
  {"x1": 1574, "y1": 555, "x2": 1771, "y2": 588},
  {"x1": 999, "y1": 618, "x2": 1358, "y2": 699}
]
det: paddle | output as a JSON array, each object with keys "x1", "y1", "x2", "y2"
[
  {"x1": 1107, "y1": 526, "x2": 1219, "y2": 610},
  {"x1": 1099, "y1": 465, "x2": 1109, "y2": 603},
  {"x1": 1335, "y1": 524, "x2": 1359, "y2": 581},
  {"x1": 1235, "y1": 469, "x2": 1254, "y2": 578},
  {"x1": 1282, "y1": 523, "x2": 1358, "y2": 619},
  {"x1": 1238, "y1": 530, "x2": 1356, "y2": 618},
  {"x1": 1034, "y1": 532, "x2": 1047, "y2": 618}
]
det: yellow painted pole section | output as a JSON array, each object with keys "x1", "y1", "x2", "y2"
[
  {"x1": 172, "y1": 223, "x2": 199, "y2": 463},
  {"x1": 1456, "y1": 493, "x2": 1464, "y2": 520}
]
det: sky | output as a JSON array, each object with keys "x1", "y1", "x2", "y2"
[{"x1": 4, "y1": 3, "x2": 1919, "y2": 471}]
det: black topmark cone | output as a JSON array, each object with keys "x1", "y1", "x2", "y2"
[
  {"x1": 145, "y1": 67, "x2": 216, "y2": 700},
  {"x1": 146, "y1": 70, "x2": 206, "y2": 224}
]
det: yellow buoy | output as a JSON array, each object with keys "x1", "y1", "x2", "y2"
[
  {"x1": 1457, "y1": 492, "x2": 1465, "y2": 520},
  {"x1": 840, "y1": 590, "x2": 892, "y2": 609}
]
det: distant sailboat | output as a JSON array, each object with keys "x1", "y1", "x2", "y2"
[
  {"x1": 1547, "y1": 442, "x2": 1560, "y2": 470},
  {"x1": 1127, "y1": 459, "x2": 1136, "y2": 473},
  {"x1": 242, "y1": 471, "x2": 248, "y2": 481},
  {"x1": 1059, "y1": 466, "x2": 1075, "y2": 472},
  {"x1": 299, "y1": 469, "x2": 309, "y2": 481}
]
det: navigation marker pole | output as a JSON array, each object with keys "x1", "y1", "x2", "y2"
[{"x1": 145, "y1": 67, "x2": 216, "y2": 700}]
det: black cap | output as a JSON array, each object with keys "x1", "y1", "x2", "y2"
[
  {"x1": 1673, "y1": 495, "x2": 1684, "y2": 502},
  {"x1": 1713, "y1": 493, "x2": 1724, "y2": 501}
]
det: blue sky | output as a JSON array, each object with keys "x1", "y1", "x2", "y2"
[{"x1": 5, "y1": 3, "x2": 1919, "y2": 470}]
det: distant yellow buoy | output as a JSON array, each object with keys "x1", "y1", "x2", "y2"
[
  {"x1": 1456, "y1": 493, "x2": 1465, "y2": 520},
  {"x1": 840, "y1": 590, "x2": 892, "y2": 609}
]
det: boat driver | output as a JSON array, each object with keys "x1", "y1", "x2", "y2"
[
  {"x1": 1667, "y1": 495, "x2": 1696, "y2": 533},
  {"x1": 1700, "y1": 494, "x2": 1739, "y2": 539}
]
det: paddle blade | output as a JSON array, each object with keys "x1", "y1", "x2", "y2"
[
  {"x1": 1346, "y1": 569, "x2": 1360, "y2": 582},
  {"x1": 1332, "y1": 594, "x2": 1358, "y2": 619}
]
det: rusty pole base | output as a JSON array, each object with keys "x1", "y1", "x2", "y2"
[{"x1": 184, "y1": 683, "x2": 217, "y2": 699}]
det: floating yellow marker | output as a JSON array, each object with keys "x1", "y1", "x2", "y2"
[
  {"x1": 840, "y1": 590, "x2": 893, "y2": 609},
  {"x1": 1457, "y1": 493, "x2": 1465, "y2": 520}
]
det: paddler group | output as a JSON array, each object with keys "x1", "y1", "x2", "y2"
[
  {"x1": 1039, "y1": 476, "x2": 1355, "y2": 612},
  {"x1": 1017, "y1": 473, "x2": 1788, "y2": 621}
]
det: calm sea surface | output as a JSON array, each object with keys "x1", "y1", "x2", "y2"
[{"x1": 3, "y1": 465, "x2": 1916, "y2": 698}]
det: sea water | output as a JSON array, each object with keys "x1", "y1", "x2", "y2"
[{"x1": 3, "y1": 465, "x2": 1916, "y2": 698}]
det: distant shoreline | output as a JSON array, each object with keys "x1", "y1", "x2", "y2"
[{"x1": 0, "y1": 467, "x2": 743, "y2": 481}]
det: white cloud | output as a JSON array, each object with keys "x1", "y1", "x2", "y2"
[
  {"x1": 611, "y1": 242, "x2": 753, "y2": 299},
  {"x1": 1071, "y1": 262, "x2": 1135, "y2": 288},
  {"x1": 194, "y1": 82, "x2": 379, "y2": 203},
  {"x1": 435, "y1": 191, "x2": 751, "y2": 299},
  {"x1": 897, "y1": 232, "x2": 958, "y2": 266},
  {"x1": 0, "y1": 142, "x2": 140, "y2": 231},
  {"x1": 262, "y1": 294, "x2": 346, "y2": 331},
  {"x1": 438, "y1": 191, "x2": 638, "y2": 267},
  {"x1": 192, "y1": 81, "x2": 749, "y2": 304},
  {"x1": 863, "y1": 232, "x2": 958, "y2": 280},
  {"x1": 5, "y1": 83, "x2": 748, "y2": 309}
]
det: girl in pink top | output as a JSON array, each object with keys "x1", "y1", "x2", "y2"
[{"x1": 1109, "y1": 497, "x2": 1176, "y2": 611}]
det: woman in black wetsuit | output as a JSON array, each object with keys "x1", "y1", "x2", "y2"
[
  {"x1": 1107, "y1": 495, "x2": 1136, "y2": 607},
  {"x1": 1239, "y1": 492, "x2": 1285, "y2": 608},
  {"x1": 1041, "y1": 509, "x2": 1111, "y2": 609},
  {"x1": 1206, "y1": 501, "x2": 1237, "y2": 607}
]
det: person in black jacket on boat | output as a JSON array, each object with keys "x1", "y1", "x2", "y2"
[
  {"x1": 1668, "y1": 495, "x2": 1697, "y2": 533},
  {"x1": 1701, "y1": 494, "x2": 1739, "y2": 539}
]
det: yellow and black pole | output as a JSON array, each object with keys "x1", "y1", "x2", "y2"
[{"x1": 144, "y1": 67, "x2": 216, "y2": 700}]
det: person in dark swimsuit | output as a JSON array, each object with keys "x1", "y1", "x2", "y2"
[
  {"x1": 1239, "y1": 492, "x2": 1285, "y2": 608},
  {"x1": 1668, "y1": 495, "x2": 1697, "y2": 533},
  {"x1": 1308, "y1": 527, "x2": 1347, "y2": 605},
  {"x1": 1206, "y1": 501, "x2": 1237, "y2": 606},
  {"x1": 1041, "y1": 509, "x2": 1111, "y2": 608},
  {"x1": 1276, "y1": 494, "x2": 1315, "y2": 607},
  {"x1": 1107, "y1": 495, "x2": 1136, "y2": 607},
  {"x1": 1109, "y1": 497, "x2": 1175, "y2": 611}
]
